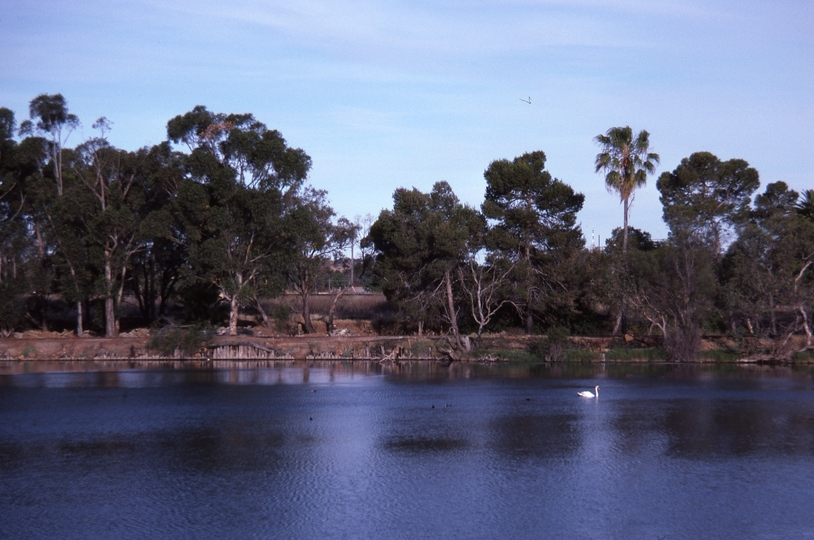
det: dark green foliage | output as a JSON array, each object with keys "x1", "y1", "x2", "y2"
[
  {"x1": 720, "y1": 181, "x2": 814, "y2": 356},
  {"x1": 529, "y1": 326, "x2": 571, "y2": 361},
  {"x1": 796, "y1": 190, "x2": 814, "y2": 222},
  {"x1": 0, "y1": 277, "x2": 25, "y2": 336},
  {"x1": 605, "y1": 226, "x2": 658, "y2": 254},
  {"x1": 657, "y1": 152, "x2": 760, "y2": 255},
  {"x1": 147, "y1": 323, "x2": 214, "y2": 357},
  {"x1": 167, "y1": 106, "x2": 311, "y2": 335},
  {"x1": 2, "y1": 95, "x2": 813, "y2": 357},
  {"x1": 594, "y1": 126, "x2": 659, "y2": 252},
  {"x1": 482, "y1": 151, "x2": 584, "y2": 334},
  {"x1": 271, "y1": 303, "x2": 291, "y2": 332},
  {"x1": 367, "y1": 181, "x2": 483, "y2": 340},
  {"x1": 178, "y1": 282, "x2": 224, "y2": 324}
]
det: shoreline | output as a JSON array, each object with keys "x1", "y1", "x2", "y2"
[{"x1": 1, "y1": 333, "x2": 811, "y2": 365}]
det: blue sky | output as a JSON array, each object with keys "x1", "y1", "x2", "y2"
[{"x1": 2, "y1": 0, "x2": 812, "y2": 245}]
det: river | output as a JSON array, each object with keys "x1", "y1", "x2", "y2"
[{"x1": 2, "y1": 361, "x2": 814, "y2": 539}]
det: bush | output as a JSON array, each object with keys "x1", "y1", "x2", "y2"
[
  {"x1": 271, "y1": 303, "x2": 291, "y2": 332},
  {"x1": 410, "y1": 340, "x2": 434, "y2": 357},
  {"x1": 147, "y1": 324, "x2": 214, "y2": 357},
  {"x1": 529, "y1": 326, "x2": 571, "y2": 361}
]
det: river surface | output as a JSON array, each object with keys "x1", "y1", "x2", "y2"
[{"x1": 2, "y1": 361, "x2": 814, "y2": 539}]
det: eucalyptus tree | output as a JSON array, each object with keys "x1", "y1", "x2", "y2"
[
  {"x1": 323, "y1": 216, "x2": 366, "y2": 335},
  {"x1": 594, "y1": 126, "x2": 659, "y2": 252},
  {"x1": 18, "y1": 94, "x2": 79, "y2": 197},
  {"x1": 167, "y1": 106, "x2": 311, "y2": 336},
  {"x1": 482, "y1": 151, "x2": 584, "y2": 334},
  {"x1": 0, "y1": 108, "x2": 26, "y2": 334},
  {"x1": 11, "y1": 117, "x2": 64, "y2": 330},
  {"x1": 65, "y1": 119, "x2": 154, "y2": 336},
  {"x1": 125, "y1": 142, "x2": 188, "y2": 325},
  {"x1": 0, "y1": 107, "x2": 20, "y2": 280},
  {"x1": 367, "y1": 181, "x2": 483, "y2": 343},
  {"x1": 280, "y1": 188, "x2": 362, "y2": 334}
]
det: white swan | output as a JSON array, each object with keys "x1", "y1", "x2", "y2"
[{"x1": 578, "y1": 385, "x2": 599, "y2": 398}]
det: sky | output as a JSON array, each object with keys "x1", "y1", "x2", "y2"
[{"x1": 2, "y1": 0, "x2": 812, "y2": 246}]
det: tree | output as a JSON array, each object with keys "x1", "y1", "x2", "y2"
[
  {"x1": 620, "y1": 235, "x2": 717, "y2": 360},
  {"x1": 657, "y1": 152, "x2": 759, "y2": 256},
  {"x1": 323, "y1": 216, "x2": 367, "y2": 335},
  {"x1": 721, "y1": 182, "x2": 799, "y2": 337},
  {"x1": 67, "y1": 119, "x2": 151, "y2": 337},
  {"x1": 125, "y1": 142, "x2": 188, "y2": 325},
  {"x1": 284, "y1": 187, "x2": 344, "y2": 334},
  {"x1": 796, "y1": 189, "x2": 814, "y2": 222},
  {"x1": 19, "y1": 94, "x2": 79, "y2": 197},
  {"x1": 722, "y1": 182, "x2": 814, "y2": 356},
  {"x1": 594, "y1": 126, "x2": 659, "y2": 252},
  {"x1": 367, "y1": 182, "x2": 483, "y2": 344},
  {"x1": 459, "y1": 256, "x2": 513, "y2": 345},
  {"x1": 482, "y1": 151, "x2": 584, "y2": 334},
  {"x1": 167, "y1": 106, "x2": 311, "y2": 336},
  {"x1": 0, "y1": 108, "x2": 28, "y2": 335}
]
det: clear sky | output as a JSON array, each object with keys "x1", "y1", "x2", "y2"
[{"x1": 2, "y1": 0, "x2": 812, "y2": 246}]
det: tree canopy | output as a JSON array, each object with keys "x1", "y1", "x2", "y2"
[{"x1": 1, "y1": 94, "x2": 811, "y2": 361}]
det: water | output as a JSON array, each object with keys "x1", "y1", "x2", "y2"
[{"x1": 2, "y1": 361, "x2": 814, "y2": 539}]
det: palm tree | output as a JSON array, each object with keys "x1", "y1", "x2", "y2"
[
  {"x1": 796, "y1": 189, "x2": 814, "y2": 222},
  {"x1": 594, "y1": 126, "x2": 660, "y2": 252}
]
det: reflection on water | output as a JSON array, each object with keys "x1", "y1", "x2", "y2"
[{"x1": 2, "y1": 361, "x2": 814, "y2": 539}]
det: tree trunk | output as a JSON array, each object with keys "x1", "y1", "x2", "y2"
[
  {"x1": 326, "y1": 287, "x2": 350, "y2": 335},
  {"x1": 622, "y1": 197, "x2": 629, "y2": 252},
  {"x1": 301, "y1": 290, "x2": 315, "y2": 334},
  {"x1": 115, "y1": 266, "x2": 128, "y2": 335},
  {"x1": 444, "y1": 270, "x2": 461, "y2": 347},
  {"x1": 612, "y1": 313, "x2": 623, "y2": 335},
  {"x1": 104, "y1": 259, "x2": 117, "y2": 337},
  {"x1": 229, "y1": 295, "x2": 239, "y2": 336},
  {"x1": 253, "y1": 297, "x2": 272, "y2": 330},
  {"x1": 76, "y1": 300, "x2": 83, "y2": 337}
]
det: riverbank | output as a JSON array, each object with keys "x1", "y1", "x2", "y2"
[{"x1": 1, "y1": 331, "x2": 811, "y2": 364}]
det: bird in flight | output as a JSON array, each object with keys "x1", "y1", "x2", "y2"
[{"x1": 519, "y1": 96, "x2": 531, "y2": 104}]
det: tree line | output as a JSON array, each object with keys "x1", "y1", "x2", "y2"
[{"x1": 1, "y1": 95, "x2": 812, "y2": 360}]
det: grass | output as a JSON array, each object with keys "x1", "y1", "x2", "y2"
[
  {"x1": 465, "y1": 349, "x2": 537, "y2": 362},
  {"x1": 792, "y1": 349, "x2": 814, "y2": 362},
  {"x1": 467, "y1": 346, "x2": 672, "y2": 363},
  {"x1": 605, "y1": 347, "x2": 670, "y2": 362},
  {"x1": 700, "y1": 349, "x2": 742, "y2": 362}
]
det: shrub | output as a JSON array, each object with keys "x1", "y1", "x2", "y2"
[
  {"x1": 147, "y1": 324, "x2": 214, "y2": 357},
  {"x1": 529, "y1": 326, "x2": 571, "y2": 361},
  {"x1": 271, "y1": 303, "x2": 291, "y2": 332}
]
